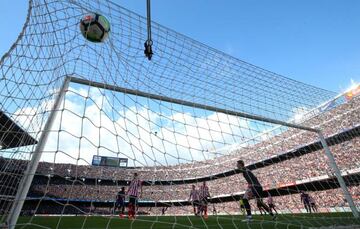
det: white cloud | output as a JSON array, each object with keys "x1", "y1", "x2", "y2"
[{"x1": 12, "y1": 84, "x2": 264, "y2": 166}]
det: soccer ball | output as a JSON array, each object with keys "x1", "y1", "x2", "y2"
[{"x1": 80, "y1": 13, "x2": 110, "y2": 43}]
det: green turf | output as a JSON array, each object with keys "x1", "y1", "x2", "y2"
[{"x1": 11, "y1": 213, "x2": 360, "y2": 229}]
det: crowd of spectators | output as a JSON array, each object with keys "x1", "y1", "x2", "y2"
[
  {"x1": 32, "y1": 96, "x2": 360, "y2": 182},
  {"x1": 31, "y1": 140, "x2": 360, "y2": 202},
  {"x1": 1, "y1": 95, "x2": 359, "y2": 215},
  {"x1": 29, "y1": 185, "x2": 359, "y2": 216},
  {"x1": 30, "y1": 133, "x2": 360, "y2": 204}
]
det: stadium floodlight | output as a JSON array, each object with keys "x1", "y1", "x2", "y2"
[{"x1": 0, "y1": 0, "x2": 359, "y2": 229}]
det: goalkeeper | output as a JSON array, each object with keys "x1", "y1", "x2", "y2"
[{"x1": 237, "y1": 160, "x2": 275, "y2": 222}]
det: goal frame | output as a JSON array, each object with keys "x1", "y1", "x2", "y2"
[{"x1": 4, "y1": 76, "x2": 359, "y2": 228}]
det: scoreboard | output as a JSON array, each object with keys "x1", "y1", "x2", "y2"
[{"x1": 92, "y1": 155, "x2": 128, "y2": 167}]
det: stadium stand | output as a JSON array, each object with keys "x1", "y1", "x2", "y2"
[{"x1": 1, "y1": 94, "x2": 359, "y2": 215}]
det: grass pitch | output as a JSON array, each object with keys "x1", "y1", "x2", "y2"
[{"x1": 14, "y1": 213, "x2": 360, "y2": 229}]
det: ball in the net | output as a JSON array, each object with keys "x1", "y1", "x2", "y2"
[{"x1": 80, "y1": 13, "x2": 110, "y2": 43}]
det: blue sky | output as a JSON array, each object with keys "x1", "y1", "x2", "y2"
[
  {"x1": 1, "y1": 0, "x2": 358, "y2": 166},
  {"x1": 1, "y1": 0, "x2": 359, "y2": 93}
]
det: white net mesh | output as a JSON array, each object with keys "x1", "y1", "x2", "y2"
[{"x1": 0, "y1": 0, "x2": 359, "y2": 228}]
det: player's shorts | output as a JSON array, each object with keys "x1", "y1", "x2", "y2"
[
  {"x1": 200, "y1": 197, "x2": 209, "y2": 206},
  {"x1": 200, "y1": 198, "x2": 209, "y2": 206},
  {"x1": 244, "y1": 186, "x2": 263, "y2": 199},
  {"x1": 251, "y1": 186, "x2": 264, "y2": 199},
  {"x1": 268, "y1": 203, "x2": 275, "y2": 208},
  {"x1": 192, "y1": 200, "x2": 200, "y2": 207},
  {"x1": 115, "y1": 200, "x2": 125, "y2": 208},
  {"x1": 129, "y1": 195, "x2": 137, "y2": 205},
  {"x1": 303, "y1": 201, "x2": 311, "y2": 209}
]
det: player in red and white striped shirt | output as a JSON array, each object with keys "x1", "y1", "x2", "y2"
[
  {"x1": 126, "y1": 173, "x2": 142, "y2": 219},
  {"x1": 199, "y1": 181, "x2": 210, "y2": 218},
  {"x1": 188, "y1": 185, "x2": 200, "y2": 216}
]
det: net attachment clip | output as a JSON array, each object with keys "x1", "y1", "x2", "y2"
[{"x1": 144, "y1": 40, "x2": 153, "y2": 60}]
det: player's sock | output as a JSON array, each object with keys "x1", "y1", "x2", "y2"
[
  {"x1": 243, "y1": 199, "x2": 252, "y2": 216},
  {"x1": 131, "y1": 206, "x2": 134, "y2": 217},
  {"x1": 128, "y1": 204, "x2": 133, "y2": 218}
]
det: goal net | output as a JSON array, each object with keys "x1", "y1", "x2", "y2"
[{"x1": 0, "y1": 0, "x2": 359, "y2": 228}]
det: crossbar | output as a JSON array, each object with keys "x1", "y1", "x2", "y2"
[{"x1": 69, "y1": 76, "x2": 319, "y2": 133}]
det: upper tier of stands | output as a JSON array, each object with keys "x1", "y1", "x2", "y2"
[{"x1": 31, "y1": 96, "x2": 359, "y2": 181}]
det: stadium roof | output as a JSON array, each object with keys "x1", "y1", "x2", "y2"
[{"x1": 0, "y1": 111, "x2": 37, "y2": 149}]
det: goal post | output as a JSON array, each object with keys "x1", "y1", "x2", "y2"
[
  {"x1": 5, "y1": 77, "x2": 70, "y2": 229},
  {"x1": 0, "y1": 0, "x2": 359, "y2": 228},
  {"x1": 318, "y1": 131, "x2": 359, "y2": 218}
]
